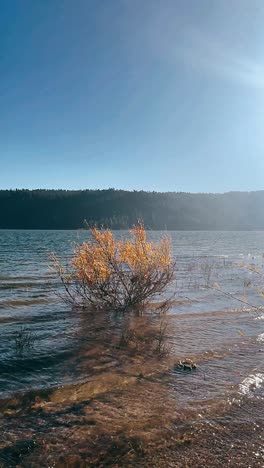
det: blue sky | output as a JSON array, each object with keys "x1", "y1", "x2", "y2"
[{"x1": 1, "y1": 0, "x2": 264, "y2": 192}]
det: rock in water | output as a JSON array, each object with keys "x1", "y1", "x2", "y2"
[{"x1": 176, "y1": 359, "x2": 197, "y2": 370}]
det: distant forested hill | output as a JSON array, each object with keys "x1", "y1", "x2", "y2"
[{"x1": 1, "y1": 189, "x2": 264, "y2": 230}]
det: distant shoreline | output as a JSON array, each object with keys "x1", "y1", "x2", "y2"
[{"x1": 1, "y1": 188, "x2": 264, "y2": 230}]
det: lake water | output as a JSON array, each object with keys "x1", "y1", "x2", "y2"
[{"x1": 0, "y1": 230, "x2": 264, "y2": 454}]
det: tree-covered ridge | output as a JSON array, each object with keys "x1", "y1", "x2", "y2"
[{"x1": 0, "y1": 189, "x2": 264, "y2": 230}]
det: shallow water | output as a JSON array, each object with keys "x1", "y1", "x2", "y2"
[{"x1": 0, "y1": 229, "x2": 264, "y2": 413}]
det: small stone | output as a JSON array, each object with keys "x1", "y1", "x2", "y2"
[{"x1": 176, "y1": 359, "x2": 197, "y2": 370}]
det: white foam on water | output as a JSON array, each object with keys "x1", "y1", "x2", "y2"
[
  {"x1": 239, "y1": 373, "x2": 264, "y2": 396},
  {"x1": 255, "y1": 314, "x2": 264, "y2": 321},
  {"x1": 257, "y1": 333, "x2": 264, "y2": 343}
]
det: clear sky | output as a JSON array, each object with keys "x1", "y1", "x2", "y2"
[{"x1": 1, "y1": 0, "x2": 264, "y2": 192}]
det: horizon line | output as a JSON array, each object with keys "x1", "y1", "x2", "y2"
[{"x1": 1, "y1": 188, "x2": 264, "y2": 196}]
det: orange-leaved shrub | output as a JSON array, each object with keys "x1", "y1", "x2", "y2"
[{"x1": 51, "y1": 223, "x2": 175, "y2": 311}]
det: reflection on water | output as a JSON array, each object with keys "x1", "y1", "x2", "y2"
[{"x1": 0, "y1": 230, "x2": 264, "y2": 465}]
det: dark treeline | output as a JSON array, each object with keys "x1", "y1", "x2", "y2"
[{"x1": 1, "y1": 189, "x2": 264, "y2": 230}]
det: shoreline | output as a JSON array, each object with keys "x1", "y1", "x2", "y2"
[{"x1": 1, "y1": 352, "x2": 264, "y2": 467}]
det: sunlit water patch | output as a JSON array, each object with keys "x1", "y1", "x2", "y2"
[{"x1": 239, "y1": 373, "x2": 264, "y2": 397}]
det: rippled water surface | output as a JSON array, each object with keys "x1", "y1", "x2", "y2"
[{"x1": 0, "y1": 229, "x2": 264, "y2": 411}]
